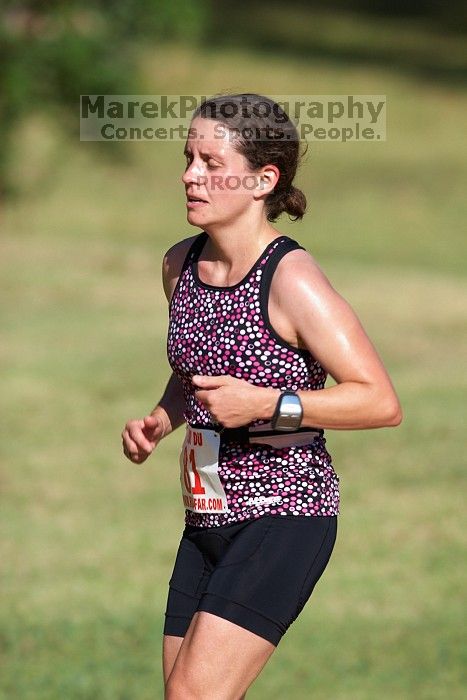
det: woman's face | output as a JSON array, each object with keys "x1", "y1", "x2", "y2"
[{"x1": 182, "y1": 116, "x2": 264, "y2": 227}]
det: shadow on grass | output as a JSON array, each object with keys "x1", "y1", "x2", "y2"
[{"x1": 205, "y1": 3, "x2": 467, "y2": 89}]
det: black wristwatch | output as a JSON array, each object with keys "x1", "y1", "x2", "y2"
[{"x1": 271, "y1": 390, "x2": 303, "y2": 431}]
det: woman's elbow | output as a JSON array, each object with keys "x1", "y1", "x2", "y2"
[{"x1": 384, "y1": 398, "x2": 403, "y2": 427}]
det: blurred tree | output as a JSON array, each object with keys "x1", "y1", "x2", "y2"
[{"x1": 0, "y1": 0, "x2": 209, "y2": 201}]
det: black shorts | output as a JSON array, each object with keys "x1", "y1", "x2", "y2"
[{"x1": 163, "y1": 514, "x2": 338, "y2": 646}]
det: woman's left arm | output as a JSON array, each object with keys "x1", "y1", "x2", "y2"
[{"x1": 258, "y1": 249, "x2": 403, "y2": 430}]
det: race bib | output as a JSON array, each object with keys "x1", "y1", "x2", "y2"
[{"x1": 179, "y1": 426, "x2": 229, "y2": 513}]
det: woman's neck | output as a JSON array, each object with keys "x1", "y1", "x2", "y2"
[{"x1": 201, "y1": 222, "x2": 281, "y2": 269}]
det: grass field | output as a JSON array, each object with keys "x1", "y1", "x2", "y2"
[{"x1": 1, "y1": 34, "x2": 466, "y2": 700}]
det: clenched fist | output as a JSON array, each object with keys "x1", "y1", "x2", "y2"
[{"x1": 121, "y1": 414, "x2": 166, "y2": 464}]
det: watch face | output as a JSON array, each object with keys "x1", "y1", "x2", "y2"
[{"x1": 275, "y1": 393, "x2": 303, "y2": 431}]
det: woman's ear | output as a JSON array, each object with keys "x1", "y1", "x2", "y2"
[{"x1": 254, "y1": 164, "x2": 280, "y2": 199}]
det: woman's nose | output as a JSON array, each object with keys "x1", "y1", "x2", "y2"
[{"x1": 182, "y1": 160, "x2": 201, "y2": 184}]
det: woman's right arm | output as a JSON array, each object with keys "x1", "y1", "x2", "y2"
[
  {"x1": 152, "y1": 235, "x2": 199, "y2": 435},
  {"x1": 121, "y1": 236, "x2": 196, "y2": 464},
  {"x1": 150, "y1": 371, "x2": 186, "y2": 437},
  {"x1": 121, "y1": 373, "x2": 186, "y2": 464}
]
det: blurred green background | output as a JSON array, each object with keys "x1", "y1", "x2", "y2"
[{"x1": 1, "y1": 2, "x2": 466, "y2": 698}]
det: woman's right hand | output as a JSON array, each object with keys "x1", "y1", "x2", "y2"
[{"x1": 121, "y1": 414, "x2": 166, "y2": 464}]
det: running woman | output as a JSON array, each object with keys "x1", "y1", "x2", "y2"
[{"x1": 121, "y1": 93, "x2": 403, "y2": 699}]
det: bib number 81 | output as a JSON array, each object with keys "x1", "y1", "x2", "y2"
[
  {"x1": 182, "y1": 443, "x2": 206, "y2": 495},
  {"x1": 179, "y1": 426, "x2": 229, "y2": 513}
]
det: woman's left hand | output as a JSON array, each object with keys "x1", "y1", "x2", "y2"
[{"x1": 192, "y1": 374, "x2": 277, "y2": 428}]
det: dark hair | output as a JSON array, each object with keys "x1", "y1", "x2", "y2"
[{"x1": 192, "y1": 93, "x2": 307, "y2": 223}]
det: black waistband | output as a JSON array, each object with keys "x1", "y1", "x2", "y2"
[{"x1": 187, "y1": 422, "x2": 324, "y2": 443}]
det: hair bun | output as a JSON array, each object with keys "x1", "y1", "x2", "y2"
[
  {"x1": 269, "y1": 184, "x2": 306, "y2": 221},
  {"x1": 282, "y1": 185, "x2": 307, "y2": 221}
]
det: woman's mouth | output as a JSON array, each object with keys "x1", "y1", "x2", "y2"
[{"x1": 186, "y1": 196, "x2": 209, "y2": 208}]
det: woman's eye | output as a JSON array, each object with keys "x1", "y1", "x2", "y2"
[{"x1": 183, "y1": 155, "x2": 219, "y2": 169}]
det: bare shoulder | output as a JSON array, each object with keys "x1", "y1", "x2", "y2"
[
  {"x1": 271, "y1": 246, "x2": 343, "y2": 304},
  {"x1": 162, "y1": 234, "x2": 200, "y2": 304},
  {"x1": 270, "y1": 245, "x2": 359, "y2": 364}
]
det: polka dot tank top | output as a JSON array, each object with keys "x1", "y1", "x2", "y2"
[{"x1": 167, "y1": 231, "x2": 340, "y2": 527}]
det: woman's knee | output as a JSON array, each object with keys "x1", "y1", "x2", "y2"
[
  {"x1": 164, "y1": 673, "x2": 202, "y2": 700},
  {"x1": 165, "y1": 668, "x2": 246, "y2": 700}
]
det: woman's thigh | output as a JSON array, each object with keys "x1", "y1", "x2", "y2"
[
  {"x1": 198, "y1": 514, "x2": 338, "y2": 645},
  {"x1": 165, "y1": 610, "x2": 276, "y2": 700},
  {"x1": 164, "y1": 514, "x2": 338, "y2": 647},
  {"x1": 162, "y1": 635, "x2": 184, "y2": 686}
]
